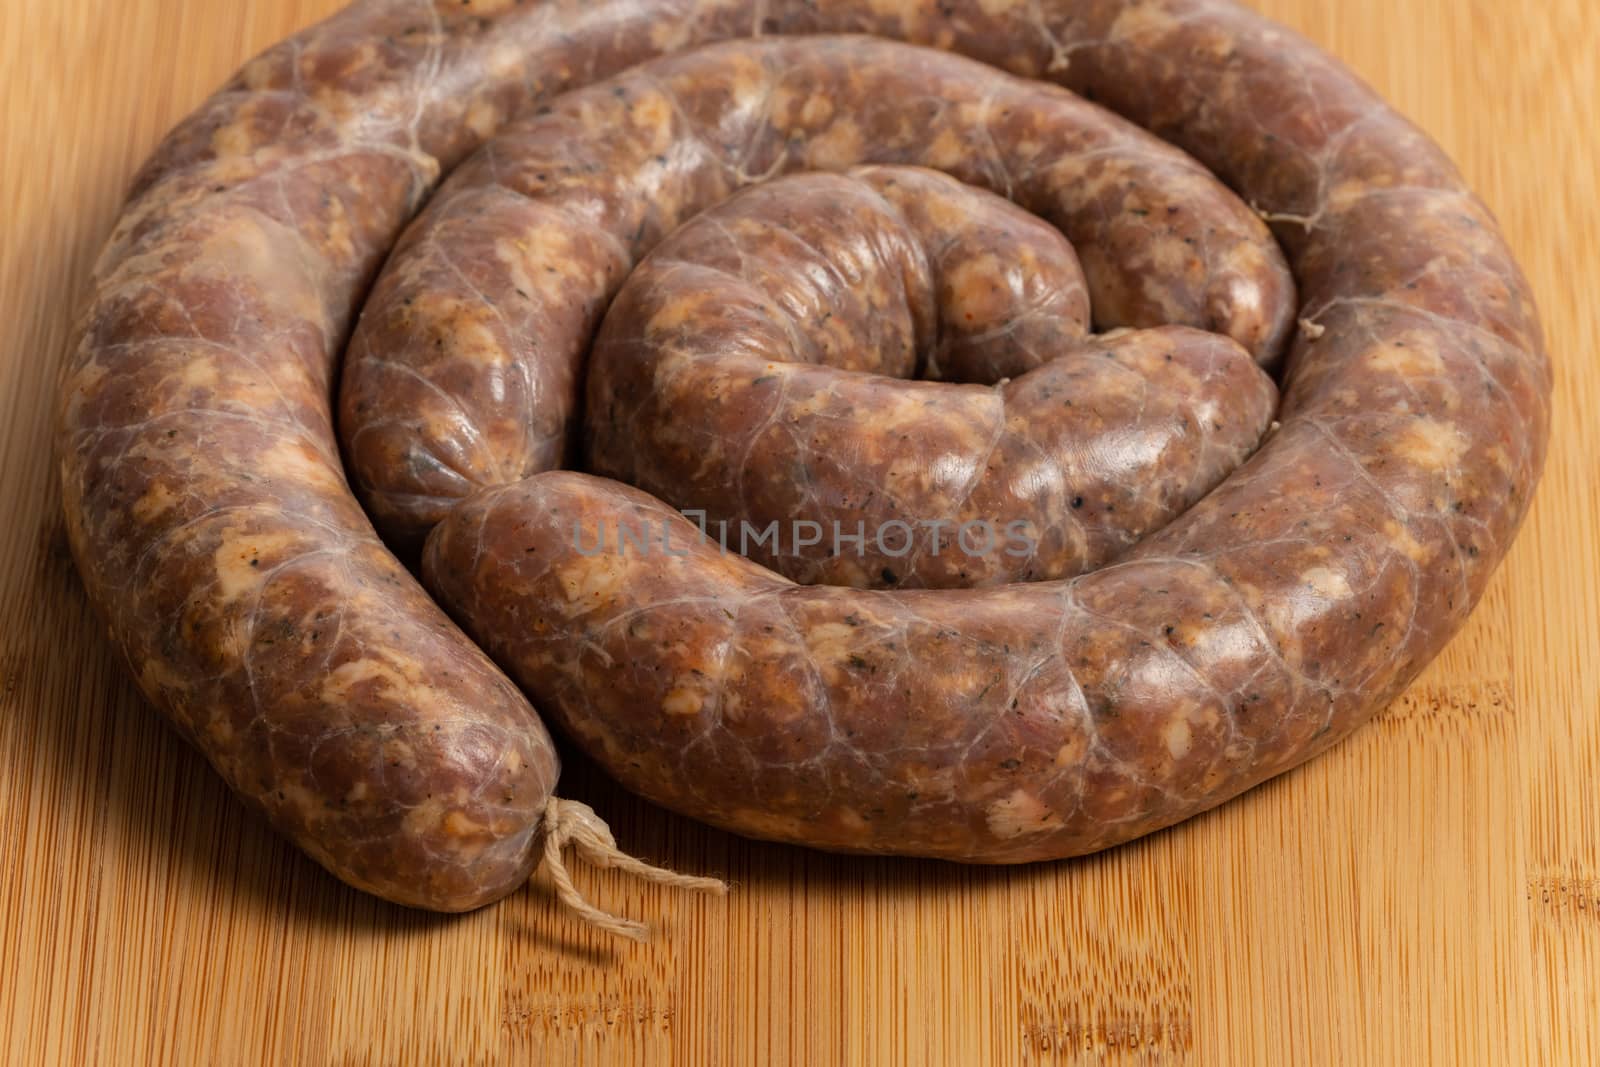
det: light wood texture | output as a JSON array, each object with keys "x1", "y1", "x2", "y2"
[{"x1": 2, "y1": 2, "x2": 1595, "y2": 1063}]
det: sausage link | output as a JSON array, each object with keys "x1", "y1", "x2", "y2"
[{"x1": 59, "y1": 0, "x2": 1549, "y2": 908}]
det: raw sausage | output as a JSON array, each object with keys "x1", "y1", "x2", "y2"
[{"x1": 57, "y1": 0, "x2": 1550, "y2": 914}]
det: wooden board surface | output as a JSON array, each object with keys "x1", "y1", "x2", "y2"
[{"x1": 2, "y1": 1, "x2": 1596, "y2": 1063}]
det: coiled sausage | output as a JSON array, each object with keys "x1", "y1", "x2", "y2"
[{"x1": 57, "y1": 0, "x2": 1550, "y2": 915}]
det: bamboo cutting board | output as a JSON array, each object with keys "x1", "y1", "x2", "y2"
[{"x1": 2, "y1": 1, "x2": 1596, "y2": 1063}]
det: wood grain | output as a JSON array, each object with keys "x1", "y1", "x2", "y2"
[{"x1": 2, "y1": 1, "x2": 1595, "y2": 1063}]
